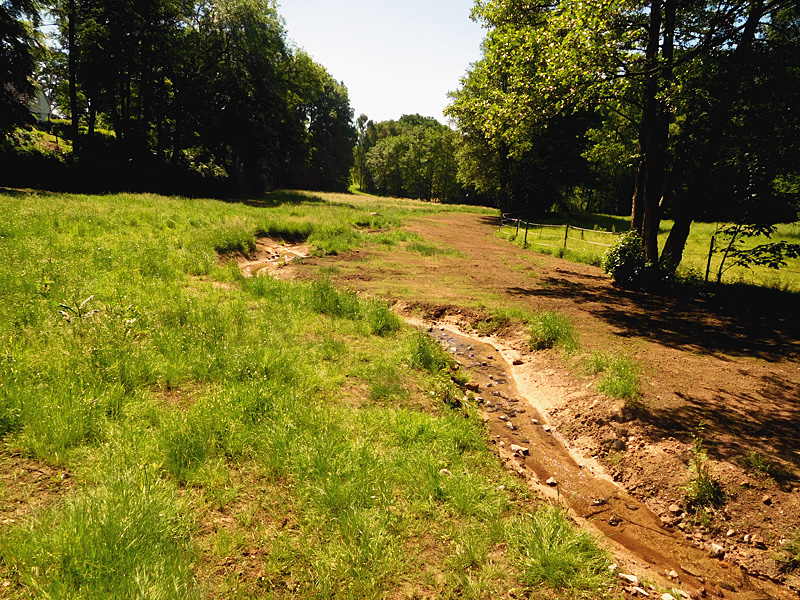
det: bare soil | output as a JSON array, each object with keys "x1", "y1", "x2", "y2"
[{"x1": 287, "y1": 211, "x2": 800, "y2": 599}]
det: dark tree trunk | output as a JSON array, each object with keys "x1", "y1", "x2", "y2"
[
  {"x1": 659, "y1": 0, "x2": 763, "y2": 272},
  {"x1": 68, "y1": 0, "x2": 79, "y2": 157}
]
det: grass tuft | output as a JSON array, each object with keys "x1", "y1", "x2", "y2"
[
  {"x1": 507, "y1": 505, "x2": 614, "y2": 597},
  {"x1": 528, "y1": 311, "x2": 579, "y2": 352},
  {"x1": 587, "y1": 351, "x2": 642, "y2": 401}
]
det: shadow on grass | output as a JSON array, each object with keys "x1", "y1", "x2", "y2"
[{"x1": 226, "y1": 190, "x2": 328, "y2": 209}]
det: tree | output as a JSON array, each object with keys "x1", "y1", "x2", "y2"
[
  {"x1": 456, "y1": 0, "x2": 799, "y2": 272},
  {"x1": 1, "y1": 0, "x2": 39, "y2": 139}
]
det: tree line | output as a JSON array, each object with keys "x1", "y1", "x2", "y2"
[{"x1": 1, "y1": 0, "x2": 355, "y2": 195}]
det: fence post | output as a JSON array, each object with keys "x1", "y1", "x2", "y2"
[
  {"x1": 524, "y1": 221, "x2": 529, "y2": 247},
  {"x1": 515, "y1": 219, "x2": 520, "y2": 238},
  {"x1": 563, "y1": 224, "x2": 570, "y2": 249},
  {"x1": 705, "y1": 235, "x2": 715, "y2": 282}
]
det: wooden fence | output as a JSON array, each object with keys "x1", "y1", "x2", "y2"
[{"x1": 500, "y1": 213, "x2": 623, "y2": 254}]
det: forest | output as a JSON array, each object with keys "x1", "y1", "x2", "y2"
[{"x1": 1, "y1": 0, "x2": 356, "y2": 195}]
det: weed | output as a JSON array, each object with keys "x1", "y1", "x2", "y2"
[
  {"x1": 776, "y1": 530, "x2": 800, "y2": 573},
  {"x1": 408, "y1": 330, "x2": 451, "y2": 375},
  {"x1": 683, "y1": 425, "x2": 726, "y2": 509},
  {"x1": 741, "y1": 451, "x2": 797, "y2": 487},
  {"x1": 528, "y1": 310, "x2": 578, "y2": 352}
]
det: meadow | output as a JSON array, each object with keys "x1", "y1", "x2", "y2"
[
  {"x1": 499, "y1": 215, "x2": 800, "y2": 292},
  {"x1": 0, "y1": 189, "x2": 614, "y2": 599}
]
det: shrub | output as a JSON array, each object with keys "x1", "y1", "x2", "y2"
[{"x1": 602, "y1": 231, "x2": 646, "y2": 287}]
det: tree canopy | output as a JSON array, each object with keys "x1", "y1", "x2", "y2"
[
  {"x1": 448, "y1": 0, "x2": 800, "y2": 271},
  {"x1": 2, "y1": 0, "x2": 356, "y2": 195}
]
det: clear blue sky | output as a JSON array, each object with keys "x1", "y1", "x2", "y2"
[{"x1": 277, "y1": 0, "x2": 485, "y2": 124}]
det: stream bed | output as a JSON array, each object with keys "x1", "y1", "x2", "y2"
[{"x1": 428, "y1": 324, "x2": 793, "y2": 600}]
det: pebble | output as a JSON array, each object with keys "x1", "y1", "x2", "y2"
[
  {"x1": 762, "y1": 495, "x2": 772, "y2": 505},
  {"x1": 630, "y1": 587, "x2": 650, "y2": 597},
  {"x1": 546, "y1": 477, "x2": 557, "y2": 486},
  {"x1": 531, "y1": 418, "x2": 539, "y2": 424},
  {"x1": 667, "y1": 570, "x2": 679, "y2": 580},
  {"x1": 709, "y1": 543, "x2": 725, "y2": 559},
  {"x1": 726, "y1": 529, "x2": 736, "y2": 538},
  {"x1": 669, "y1": 504, "x2": 682, "y2": 515},
  {"x1": 510, "y1": 444, "x2": 529, "y2": 455},
  {"x1": 543, "y1": 425, "x2": 552, "y2": 432},
  {"x1": 619, "y1": 573, "x2": 639, "y2": 585},
  {"x1": 438, "y1": 468, "x2": 452, "y2": 476},
  {"x1": 661, "y1": 594, "x2": 676, "y2": 600}
]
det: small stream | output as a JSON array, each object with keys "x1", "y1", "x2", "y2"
[{"x1": 427, "y1": 325, "x2": 791, "y2": 600}]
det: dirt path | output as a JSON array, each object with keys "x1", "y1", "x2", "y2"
[{"x1": 290, "y1": 211, "x2": 800, "y2": 597}]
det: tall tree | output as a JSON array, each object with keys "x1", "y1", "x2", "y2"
[{"x1": 1, "y1": 0, "x2": 39, "y2": 139}]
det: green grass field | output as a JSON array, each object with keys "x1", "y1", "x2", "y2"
[
  {"x1": 0, "y1": 189, "x2": 614, "y2": 599},
  {"x1": 500, "y1": 216, "x2": 800, "y2": 292}
]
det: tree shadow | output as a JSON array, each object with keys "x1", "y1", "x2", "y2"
[
  {"x1": 227, "y1": 190, "x2": 326, "y2": 209},
  {"x1": 634, "y1": 373, "x2": 800, "y2": 487},
  {"x1": 507, "y1": 271, "x2": 800, "y2": 361}
]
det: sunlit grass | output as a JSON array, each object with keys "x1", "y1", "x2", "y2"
[
  {"x1": 0, "y1": 189, "x2": 613, "y2": 600},
  {"x1": 498, "y1": 215, "x2": 800, "y2": 291}
]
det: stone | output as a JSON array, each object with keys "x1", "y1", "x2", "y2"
[
  {"x1": 546, "y1": 477, "x2": 557, "y2": 486},
  {"x1": 608, "y1": 515, "x2": 622, "y2": 526},
  {"x1": 762, "y1": 495, "x2": 772, "y2": 505},
  {"x1": 661, "y1": 594, "x2": 677, "y2": 600},
  {"x1": 612, "y1": 439, "x2": 627, "y2": 451},
  {"x1": 506, "y1": 422, "x2": 517, "y2": 431},
  {"x1": 667, "y1": 570, "x2": 679, "y2": 580},
  {"x1": 709, "y1": 543, "x2": 725, "y2": 559},
  {"x1": 669, "y1": 504, "x2": 682, "y2": 515},
  {"x1": 619, "y1": 573, "x2": 639, "y2": 585},
  {"x1": 499, "y1": 414, "x2": 509, "y2": 421},
  {"x1": 466, "y1": 382, "x2": 481, "y2": 392},
  {"x1": 630, "y1": 587, "x2": 650, "y2": 597},
  {"x1": 743, "y1": 534, "x2": 751, "y2": 543},
  {"x1": 531, "y1": 418, "x2": 539, "y2": 425},
  {"x1": 513, "y1": 359, "x2": 523, "y2": 365},
  {"x1": 510, "y1": 444, "x2": 529, "y2": 456},
  {"x1": 726, "y1": 529, "x2": 736, "y2": 538},
  {"x1": 542, "y1": 425, "x2": 552, "y2": 432},
  {"x1": 439, "y1": 468, "x2": 452, "y2": 476}
]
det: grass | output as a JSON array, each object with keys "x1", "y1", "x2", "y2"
[
  {"x1": 0, "y1": 189, "x2": 614, "y2": 599},
  {"x1": 499, "y1": 215, "x2": 800, "y2": 291},
  {"x1": 586, "y1": 351, "x2": 642, "y2": 401},
  {"x1": 528, "y1": 311, "x2": 579, "y2": 352}
]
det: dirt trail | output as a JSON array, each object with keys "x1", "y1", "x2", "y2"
[{"x1": 275, "y1": 210, "x2": 800, "y2": 598}]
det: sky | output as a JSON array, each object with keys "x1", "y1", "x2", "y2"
[{"x1": 277, "y1": 0, "x2": 486, "y2": 124}]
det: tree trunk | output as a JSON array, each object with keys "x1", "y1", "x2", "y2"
[
  {"x1": 659, "y1": 0, "x2": 763, "y2": 273},
  {"x1": 630, "y1": 0, "x2": 663, "y2": 260},
  {"x1": 68, "y1": 0, "x2": 79, "y2": 158}
]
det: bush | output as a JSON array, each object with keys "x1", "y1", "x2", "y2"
[{"x1": 602, "y1": 231, "x2": 646, "y2": 287}]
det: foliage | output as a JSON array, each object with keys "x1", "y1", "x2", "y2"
[
  {"x1": 357, "y1": 114, "x2": 462, "y2": 202},
  {"x1": 528, "y1": 311, "x2": 578, "y2": 352},
  {"x1": 0, "y1": 0, "x2": 38, "y2": 139},
  {"x1": 602, "y1": 231, "x2": 646, "y2": 287},
  {"x1": 4, "y1": 0, "x2": 355, "y2": 195}
]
